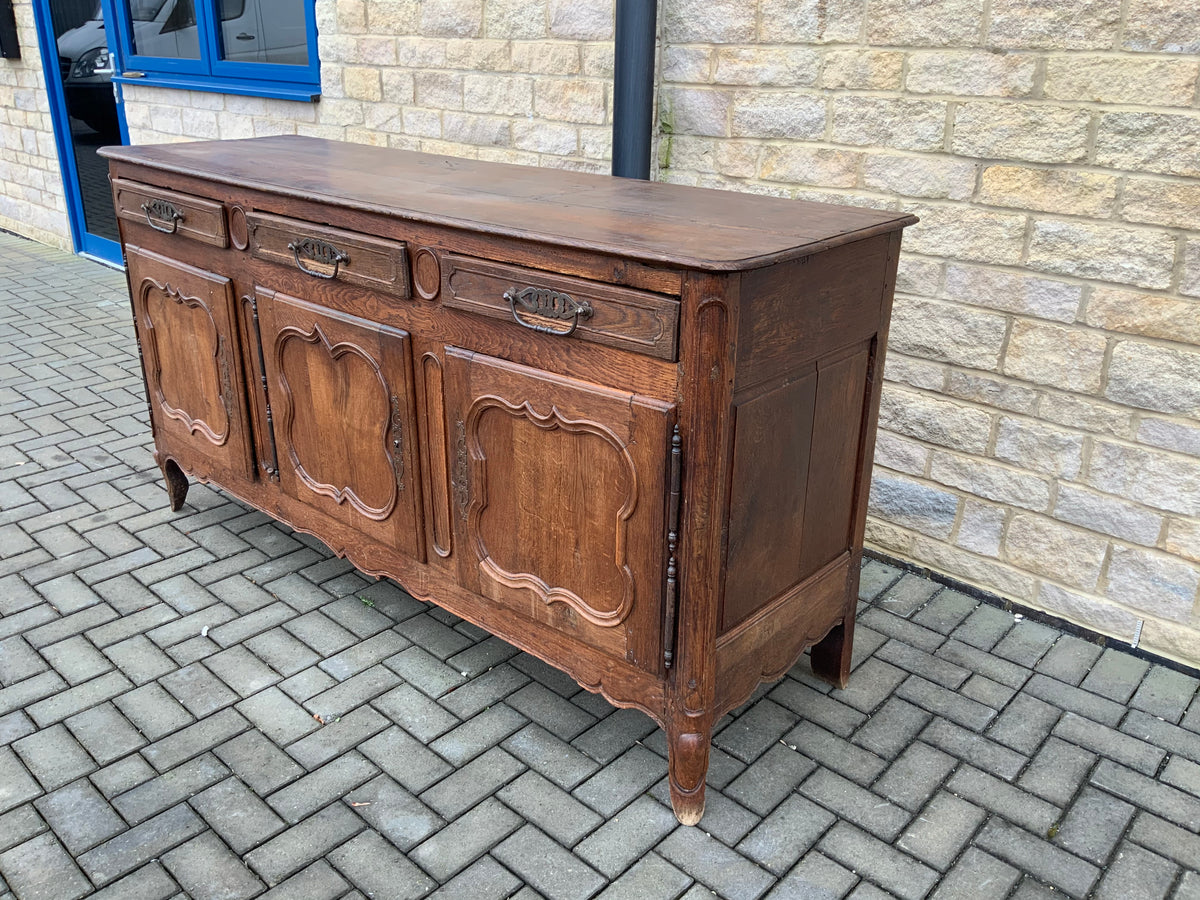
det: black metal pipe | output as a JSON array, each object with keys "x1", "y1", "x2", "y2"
[{"x1": 612, "y1": 0, "x2": 657, "y2": 180}]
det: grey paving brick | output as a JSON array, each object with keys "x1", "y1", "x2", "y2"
[
  {"x1": 765, "y1": 850, "x2": 855, "y2": 899},
  {"x1": 929, "y1": 848, "x2": 1021, "y2": 900},
  {"x1": 421, "y1": 746, "x2": 526, "y2": 820},
  {"x1": 0, "y1": 805, "x2": 48, "y2": 854},
  {"x1": 1018, "y1": 736, "x2": 1097, "y2": 806},
  {"x1": 1092, "y1": 760, "x2": 1200, "y2": 831},
  {"x1": 948, "y1": 766, "x2": 1058, "y2": 833},
  {"x1": 343, "y1": 773, "x2": 444, "y2": 850},
  {"x1": 852, "y1": 696, "x2": 931, "y2": 759},
  {"x1": 77, "y1": 547, "x2": 162, "y2": 587},
  {"x1": 0, "y1": 832, "x2": 91, "y2": 900},
  {"x1": 950, "y1": 603, "x2": 1015, "y2": 651},
  {"x1": 770, "y1": 679, "x2": 867, "y2": 738},
  {"x1": 1131, "y1": 666, "x2": 1198, "y2": 723},
  {"x1": 873, "y1": 639, "x2": 970, "y2": 689},
  {"x1": 822, "y1": 821, "x2": 939, "y2": 900},
  {"x1": 1054, "y1": 785, "x2": 1135, "y2": 866},
  {"x1": 985, "y1": 692, "x2": 1061, "y2": 755},
  {"x1": 283, "y1": 610, "x2": 358, "y2": 657},
  {"x1": 1125, "y1": 709, "x2": 1200, "y2": 763},
  {"x1": 724, "y1": 743, "x2": 817, "y2": 816},
  {"x1": 977, "y1": 818, "x2": 1100, "y2": 899},
  {"x1": 113, "y1": 752, "x2": 228, "y2": 825},
  {"x1": 1096, "y1": 842, "x2": 1178, "y2": 900},
  {"x1": 694, "y1": 790, "x2": 760, "y2": 846},
  {"x1": 500, "y1": 723, "x2": 599, "y2": 791},
  {"x1": 350, "y1": 725, "x2": 450, "y2": 795},
  {"x1": 25, "y1": 669, "x2": 131, "y2": 727},
  {"x1": 114, "y1": 683, "x2": 194, "y2": 741},
  {"x1": 161, "y1": 831, "x2": 265, "y2": 900},
  {"x1": 874, "y1": 741, "x2": 956, "y2": 812},
  {"x1": 34, "y1": 779, "x2": 124, "y2": 854},
  {"x1": 0, "y1": 606, "x2": 58, "y2": 643},
  {"x1": 1034, "y1": 635, "x2": 1103, "y2": 686},
  {"x1": 258, "y1": 860, "x2": 349, "y2": 900},
  {"x1": 573, "y1": 708, "x2": 657, "y2": 765},
  {"x1": 317, "y1": 630, "x2": 409, "y2": 682},
  {"x1": 92, "y1": 755, "x2": 158, "y2": 799},
  {"x1": 244, "y1": 803, "x2": 365, "y2": 887},
  {"x1": 0, "y1": 637, "x2": 48, "y2": 686},
  {"x1": 921, "y1": 717, "x2": 1027, "y2": 781},
  {"x1": 829, "y1": 657, "x2": 908, "y2": 714},
  {"x1": 236, "y1": 686, "x2": 320, "y2": 747},
  {"x1": 166, "y1": 634, "x2": 219, "y2": 666},
  {"x1": 898, "y1": 790, "x2": 985, "y2": 870},
  {"x1": 148, "y1": 572, "x2": 220, "y2": 615},
  {"x1": 736, "y1": 792, "x2": 836, "y2": 876},
  {"x1": 499, "y1": 769, "x2": 604, "y2": 846},
  {"x1": 23, "y1": 603, "x2": 119, "y2": 653},
  {"x1": 859, "y1": 559, "x2": 902, "y2": 601},
  {"x1": 960, "y1": 672, "x2": 1016, "y2": 709},
  {"x1": 286, "y1": 705, "x2": 389, "y2": 770},
  {"x1": 13, "y1": 723, "x2": 95, "y2": 791},
  {"x1": 34, "y1": 574, "x2": 103, "y2": 616},
  {"x1": 0, "y1": 672, "x2": 67, "y2": 719},
  {"x1": 788, "y1": 720, "x2": 888, "y2": 785},
  {"x1": 87, "y1": 862, "x2": 180, "y2": 900},
  {"x1": 212, "y1": 605, "x2": 299, "y2": 652},
  {"x1": 103, "y1": 634, "x2": 176, "y2": 684},
  {"x1": 371, "y1": 682, "x2": 460, "y2": 743},
  {"x1": 859, "y1": 608, "x2": 945, "y2": 654},
  {"x1": 911, "y1": 588, "x2": 977, "y2": 633},
  {"x1": 190, "y1": 776, "x2": 286, "y2": 854},
  {"x1": 267, "y1": 752, "x2": 378, "y2": 824},
  {"x1": 800, "y1": 768, "x2": 910, "y2": 841},
  {"x1": 1129, "y1": 813, "x2": 1200, "y2": 870},
  {"x1": 214, "y1": 730, "x2": 305, "y2": 796},
  {"x1": 1080, "y1": 648, "x2": 1150, "y2": 704},
  {"x1": 1055, "y1": 710, "x2": 1165, "y2": 774},
  {"x1": 396, "y1": 611, "x2": 475, "y2": 659},
  {"x1": 494, "y1": 824, "x2": 608, "y2": 900},
  {"x1": 574, "y1": 744, "x2": 667, "y2": 818},
  {"x1": 303, "y1": 664, "x2": 401, "y2": 719},
  {"x1": 0, "y1": 710, "x2": 34, "y2": 747},
  {"x1": 896, "y1": 674, "x2": 997, "y2": 731},
  {"x1": 77, "y1": 803, "x2": 207, "y2": 887},
  {"x1": 447, "y1": 633, "x2": 522, "y2": 678},
  {"x1": 407, "y1": 796, "x2": 521, "y2": 883},
  {"x1": 145, "y1": 604, "x2": 238, "y2": 651},
  {"x1": 715, "y1": 700, "x2": 801, "y2": 764},
  {"x1": 431, "y1": 703, "x2": 528, "y2": 767},
  {"x1": 142, "y1": 707, "x2": 249, "y2": 773},
  {"x1": 203, "y1": 645, "x2": 282, "y2": 697},
  {"x1": 429, "y1": 855, "x2": 524, "y2": 900},
  {"x1": 328, "y1": 828, "x2": 436, "y2": 899},
  {"x1": 494, "y1": 681, "x2": 592, "y2": 741}
]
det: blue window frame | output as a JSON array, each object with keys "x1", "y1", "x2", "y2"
[{"x1": 110, "y1": 0, "x2": 319, "y2": 101}]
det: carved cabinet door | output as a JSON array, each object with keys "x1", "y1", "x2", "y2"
[
  {"x1": 127, "y1": 245, "x2": 255, "y2": 486},
  {"x1": 257, "y1": 288, "x2": 423, "y2": 562},
  {"x1": 444, "y1": 347, "x2": 675, "y2": 673}
]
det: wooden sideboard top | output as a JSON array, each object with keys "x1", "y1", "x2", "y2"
[{"x1": 100, "y1": 135, "x2": 916, "y2": 272}]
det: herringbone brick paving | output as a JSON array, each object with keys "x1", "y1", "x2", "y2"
[{"x1": 1, "y1": 228, "x2": 1199, "y2": 899}]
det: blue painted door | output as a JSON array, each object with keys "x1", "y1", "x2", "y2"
[{"x1": 32, "y1": 0, "x2": 127, "y2": 265}]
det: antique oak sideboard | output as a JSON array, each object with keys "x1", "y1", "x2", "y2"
[{"x1": 102, "y1": 136, "x2": 915, "y2": 824}]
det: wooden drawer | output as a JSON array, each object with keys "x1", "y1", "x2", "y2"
[
  {"x1": 113, "y1": 178, "x2": 228, "y2": 248},
  {"x1": 441, "y1": 254, "x2": 679, "y2": 361},
  {"x1": 246, "y1": 211, "x2": 411, "y2": 300}
]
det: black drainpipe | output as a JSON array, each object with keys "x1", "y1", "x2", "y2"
[{"x1": 611, "y1": 0, "x2": 658, "y2": 180}]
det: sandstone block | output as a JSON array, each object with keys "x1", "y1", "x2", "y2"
[
  {"x1": 484, "y1": 0, "x2": 547, "y2": 38},
  {"x1": 367, "y1": 1, "x2": 419, "y2": 34},
  {"x1": 1039, "y1": 393, "x2": 1133, "y2": 439},
  {"x1": 760, "y1": 0, "x2": 863, "y2": 43},
  {"x1": 909, "y1": 535, "x2": 1038, "y2": 600},
  {"x1": 402, "y1": 108, "x2": 442, "y2": 138},
  {"x1": 988, "y1": 0, "x2": 1120, "y2": 49},
  {"x1": 994, "y1": 416, "x2": 1085, "y2": 478},
  {"x1": 944, "y1": 264, "x2": 1081, "y2": 323},
  {"x1": 442, "y1": 112, "x2": 510, "y2": 147},
  {"x1": 874, "y1": 431, "x2": 932, "y2": 477},
  {"x1": 510, "y1": 42, "x2": 581, "y2": 75},
  {"x1": 335, "y1": 0, "x2": 366, "y2": 31},
  {"x1": 883, "y1": 353, "x2": 948, "y2": 391},
  {"x1": 511, "y1": 120, "x2": 577, "y2": 155},
  {"x1": 833, "y1": 97, "x2": 946, "y2": 151},
  {"x1": 1140, "y1": 618, "x2": 1200, "y2": 669},
  {"x1": 1138, "y1": 417, "x2": 1200, "y2": 456},
  {"x1": 1088, "y1": 440, "x2": 1200, "y2": 517},
  {"x1": 863, "y1": 154, "x2": 975, "y2": 200},
  {"x1": 731, "y1": 92, "x2": 827, "y2": 139},
  {"x1": 251, "y1": 118, "x2": 296, "y2": 139},
  {"x1": 1095, "y1": 112, "x2": 1200, "y2": 178},
  {"x1": 581, "y1": 44, "x2": 614, "y2": 78},
  {"x1": 930, "y1": 450, "x2": 1052, "y2": 511},
  {"x1": 955, "y1": 500, "x2": 1006, "y2": 557},
  {"x1": 342, "y1": 67, "x2": 382, "y2": 102},
  {"x1": 906, "y1": 50, "x2": 1036, "y2": 97},
  {"x1": 664, "y1": 0, "x2": 756, "y2": 43},
  {"x1": 978, "y1": 165, "x2": 1117, "y2": 218},
  {"x1": 952, "y1": 102, "x2": 1091, "y2": 163},
  {"x1": 714, "y1": 48, "x2": 819, "y2": 87},
  {"x1": 464, "y1": 74, "x2": 533, "y2": 116},
  {"x1": 396, "y1": 37, "x2": 447, "y2": 67},
  {"x1": 1085, "y1": 288, "x2": 1200, "y2": 346},
  {"x1": 578, "y1": 126, "x2": 611, "y2": 161},
  {"x1": 819, "y1": 50, "x2": 904, "y2": 90},
  {"x1": 902, "y1": 205, "x2": 1027, "y2": 266},
  {"x1": 477, "y1": 147, "x2": 539, "y2": 166},
  {"x1": 662, "y1": 47, "x2": 713, "y2": 84},
  {"x1": 878, "y1": 385, "x2": 993, "y2": 454},
  {"x1": 415, "y1": 72, "x2": 463, "y2": 109},
  {"x1": 866, "y1": 0, "x2": 984, "y2": 45},
  {"x1": 895, "y1": 257, "x2": 943, "y2": 295},
  {"x1": 1003, "y1": 319, "x2": 1106, "y2": 393},
  {"x1": 1166, "y1": 519, "x2": 1200, "y2": 564},
  {"x1": 759, "y1": 145, "x2": 858, "y2": 187},
  {"x1": 889, "y1": 296, "x2": 1008, "y2": 369},
  {"x1": 446, "y1": 39, "x2": 511, "y2": 71},
  {"x1": 715, "y1": 141, "x2": 759, "y2": 178},
  {"x1": 1121, "y1": 178, "x2": 1200, "y2": 230},
  {"x1": 420, "y1": 0, "x2": 483, "y2": 37},
  {"x1": 1106, "y1": 545, "x2": 1199, "y2": 623},
  {"x1": 534, "y1": 79, "x2": 607, "y2": 124},
  {"x1": 663, "y1": 135, "x2": 716, "y2": 174},
  {"x1": 1044, "y1": 56, "x2": 1199, "y2": 106},
  {"x1": 363, "y1": 103, "x2": 403, "y2": 132},
  {"x1": 1123, "y1": 0, "x2": 1200, "y2": 52},
  {"x1": 1005, "y1": 513, "x2": 1108, "y2": 589},
  {"x1": 944, "y1": 370, "x2": 1039, "y2": 414},
  {"x1": 381, "y1": 71, "x2": 415, "y2": 105},
  {"x1": 868, "y1": 472, "x2": 961, "y2": 540},
  {"x1": 865, "y1": 518, "x2": 917, "y2": 555},
  {"x1": 1037, "y1": 583, "x2": 1139, "y2": 640},
  {"x1": 1184, "y1": 240, "x2": 1200, "y2": 299},
  {"x1": 1027, "y1": 219, "x2": 1175, "y2": 290},
  {"x1": 549, "y1": 0, "x2": 613, "y2": 40},
  {"x1": 661, "y1": 87, "x2": 729, "y2": 138},
  {"x1": 1105, "y1": 340, "x2": 1200, "y2": 417},
  {"x1": 1054, "y1": 484, "x2": 1164, "y2": 546}
]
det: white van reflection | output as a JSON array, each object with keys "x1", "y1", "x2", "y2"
[{"x1": 57, "y1": 0, "x2": 307, "y2": 136}]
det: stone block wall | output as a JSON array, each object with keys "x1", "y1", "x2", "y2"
[
  {"x1": 0, "y1": 1, "x2": 70, "y2": 247},
  {"x1": 653, "y1": 0, "x2": 1200, "y2": 661}
]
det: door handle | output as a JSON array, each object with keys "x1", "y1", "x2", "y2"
[{"x1": 236, "y1": 32, "x2": 255, "y2": 40}]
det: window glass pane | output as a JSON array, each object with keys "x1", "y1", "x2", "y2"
[
  {"x1": 218, "y1": 0, "x2": 308, "y2": 65},
  {"x1": 129, "y1": 0, "x2": 200, "y2": 59}
]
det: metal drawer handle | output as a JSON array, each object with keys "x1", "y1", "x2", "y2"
[
  {"x1": 141, "y1": 199, "x2": 184, "y2": 234},
  {"x1": 504, "y1": 286, "x2": 593, "y2": 337},
  {"x1": 288, "y1": 237, "x2": 349, "y2": 279}
]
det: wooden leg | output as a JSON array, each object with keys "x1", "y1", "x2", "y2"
[
  {"x1": 810, "y1": 616, "x2": 855, "y2": 689},
  {"x1": 161, "y1": 457, "x2": 189, "y2": 512},
  {"x1": 666, "y1": 722, "x2": 710, "y2": 826}
]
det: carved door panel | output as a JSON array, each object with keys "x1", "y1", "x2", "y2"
[
  {"x1": 258, "y1": 288, "x2": 423, "y2": 561},
  {"x1": 127, "y1": 245, "x2": 255, "y2": 485},
  {"x1": 445, "y1": 347, "x2": 674, "y2": 673}
]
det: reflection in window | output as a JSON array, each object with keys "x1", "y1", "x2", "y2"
[
  {"x1": 216, "y1": 0, "x2": 308, "y2": 65},
  {"x1": 130, "y1": 0, "x2": 199, "y2": 59}
]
